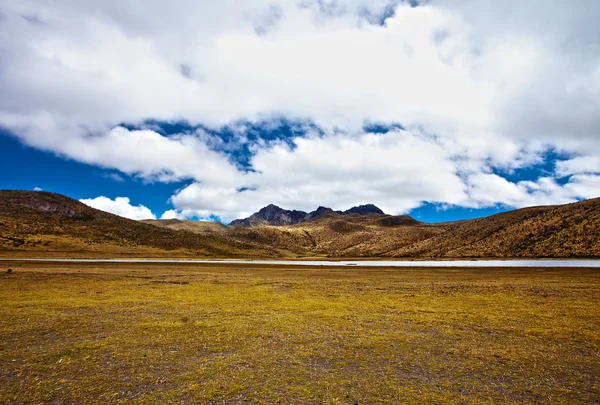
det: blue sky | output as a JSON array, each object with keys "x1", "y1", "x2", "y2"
[
  {"x1": 0, "y1": 129, "x2": 186, "y2": 218},
  {"x1": 0, "y1": 122, "x2": 570, "y2": 223},
  {"x1": 1, "y1": 124, "x2": 508, "y2": 223},
  {"x1": 1, "y1": 1, "x2": 599, "y2": 223}
]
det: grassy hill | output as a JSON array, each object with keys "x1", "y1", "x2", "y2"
[
  {"x1": 230, "y1": 199, "x2": 600, "y2": 258},
  {"x1": 0, "y1": 190, "x2": 281, "y2": 258},
  {"x1": 388, "y1": 198, "x2": 600, "y2": 258},
  {"x1": 1, "y1": 190, "x2": 599, "y2": 258},
  {"x1": 230, "y1": 213, "x2": 448, "y2": 257},
  {"x1": 141, "y1": 219, "x2": 229, "y2": 235}
]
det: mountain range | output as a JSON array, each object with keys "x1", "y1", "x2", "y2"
[
  {"x1": 1, "y1": 190, "x2": 599, "y2": 258},
  {"x1": 229, "y1": 203, "x2": 385, "y2": 227}
]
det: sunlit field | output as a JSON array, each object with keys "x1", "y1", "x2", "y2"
[{"x1": 1, "y1": 262, "x2": 598, "y2": 404}]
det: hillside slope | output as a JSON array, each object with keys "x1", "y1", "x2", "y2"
[
  {"x1": 0, "y1": 191, "x2": 281, "y2": 258},
  {"x1": 231, "y1": 212, "x2": 448, "y2": 257},
  {"x1": 388, "y1": 198, "x2": 600, "y2": 258},
  {"x1": 1, "y1": 190, "x2": 599, "y2": 258},
  {"x1": 141, "y1": 219, "x2": 229, "y2": 234},
  {"x1": 230, "y1": 199, "x2": 600, "y2": 258}
]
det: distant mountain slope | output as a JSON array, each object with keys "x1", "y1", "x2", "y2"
[
  {"x1": 0, "y1": 191, "x2": 280, "y2": 258},
  {"x1": 341, "y1": 204, "x2": 385, "y2": 216},
  {"x1": 229, "y1": 204, "x2": 311, "y2": 227},
  {"x1": 1, "y1": 190, "x2": 599, "y2": 258},
  {"x1": 389, "y1": 198, "x2": 600, "y2": 258},
  {"x1": 229, "y1": 203, "x2": 385, "y2": 228},
  {"x1": 141, "y1": 219, "x2": 229, "y2": 234},
  {"x1": 230, "y1": 212, "x2": 444, "y2": 257},
  {"x1": 230, "y1": 198, "x2": 600, "y2": 258}
]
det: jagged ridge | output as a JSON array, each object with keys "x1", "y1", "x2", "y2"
[{"x1": 229, "y1": 203, "x2": 385, "y2": 228}]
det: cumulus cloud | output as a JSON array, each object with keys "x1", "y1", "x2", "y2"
[
  {"x1": 465, "y1": 173, "x2": 600, "y2": 209},
  {"x1": 1, "y1": 0, "x2": 599, "y2": 219},
  {"x1": 160, "y1": 209, "x2": 186, "y2": 220},
  {"x1": 80, "y1": 196, "x2": 156, "y2": 220},
  {"x1": 161, "y1": 208, "x2": 229, "y2": 222},
  {"x1": 167, "y1": 128, "x2": 600, "y2": 221},
  {"x1": 169, "y1": 128, "x2": 468, "y2": 219},
  {"x1": 556, "y1": 157, "x2": 600, "y2": 178}
]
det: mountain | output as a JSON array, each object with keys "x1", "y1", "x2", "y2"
[
  {"x1": 228, "y1": 199, "x2": 600, "y2": 258},
  {"x1": 230, "y1": 211, "x2": 439, "y2": 257},
  {"x1": 0, "y1": 190, "x2": 280, "y2": 258},
  {"x1": 340, "y1": 204, "x2": 385, "y2": 216},
  {"x1": 229, "y1": 203, "x2": 386, "y2": 228},
  {"x1": 229, "y1": 204, "x2": 309, "y2": 227},
  {"x1": 141, "y1": 219, "x2": 229, "y2": 234},
  {"x1": 307, "y1": 206, "x2": 337, "y2": 220},
  {"x1": 1, "y1": 190, "x2": 599, "y2": 259},
  {"x1": 387, "y1": 197, "x2": 600, "y2": 258}
]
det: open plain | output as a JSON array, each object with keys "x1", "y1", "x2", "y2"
[{"x1": 1, "y1": 261, "x2": 599, "y2": 404}]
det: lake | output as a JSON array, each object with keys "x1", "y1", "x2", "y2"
[{"x1": 2, "y1": 258, "x2": 600, "y2": 267}]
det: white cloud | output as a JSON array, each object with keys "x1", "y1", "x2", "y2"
[
  {"x1": 0, "y1": 0, "x2": 599, "y2": 218},
  {"x1": 465, "y1": 173, "x2": 600, "y2": 209},
  {"x1": 160, "y1": 209, "x2": 186, "y2": 220},
  {"x1": 170, "y1": 128, "x2": 468, "y2": 218},
  {"x1": 161, "y1": 209, "x2": 230, "y2": 223},
  {"x1": 556, "y1": 157, "x2": 600, "y2": 177},
  {"x1": 33, "y1": 187, "x2": 43, "y2": 192},
  {"x1": 103, "y1": 172, "x2": 125, "y2": 182},
  {"x1": 80, "y1": 196, "x2": 156, "y2": 220},
  {"x1": 1, "y1": 121, "x2": 239, "y2": 184}
]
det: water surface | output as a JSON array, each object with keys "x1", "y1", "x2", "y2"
[{"x1": 2, "y1": 258, "x2": 600, "y2": 267}]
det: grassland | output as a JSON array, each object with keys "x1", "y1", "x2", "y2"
[{"x1": 1, "y1": 262, "x2": 599, "y2": 404}]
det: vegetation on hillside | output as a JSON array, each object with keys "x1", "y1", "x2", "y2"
[
  {"x1": 0, "y1": 191, "x2": 280, "y2": 258},
  {"x1": 389, "y1": 198, "x2": 600, "y2": 258},
  {"x1": 1, "y1": 190, "x2": 599, "y2": 258},
  {"x1": 140, "y1": 219, "x2": 229, "y2": 235}
]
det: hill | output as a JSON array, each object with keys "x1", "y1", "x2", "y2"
[
  {"x1": 388, "y1": 198, "x2": 600, "y2": 258},
  {"x1": 229, "y1": 204, "x2": 385, "y2": 228},
  {"x1": 229, "y1": 199, "x2": 600, "y2": 258},
  {"x1": 230, "y1": 212, "x2": 448, "y2": 257},
  {"x1": 141, "y1": 219, "x2": 229, "y2": 234},
  {"x1": 1, "y1": 190, "x2": 599, "y2": 258},
  {"x1": 0, "y1": 190, "x2": 281, "y2": 258}
]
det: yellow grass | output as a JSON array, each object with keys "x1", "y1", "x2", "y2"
[{"x1": 1, "y1": 262, "x2": 599, "y2": 404}]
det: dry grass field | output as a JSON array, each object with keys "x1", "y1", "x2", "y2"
[{"x1": 1, "y1": 261, "x2": 599, "y2": 404}]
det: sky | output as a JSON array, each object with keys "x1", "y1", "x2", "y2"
[{"x1": 1, "y1": 0, "x2": 599, "y2": 223}]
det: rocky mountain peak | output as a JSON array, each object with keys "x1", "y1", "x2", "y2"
[
  {"x1": 230, "y1": 203, "x2": 386, "y2": 227},
  {"x1": 343, "y1": 204, "x2": 385, "y2": 216}
]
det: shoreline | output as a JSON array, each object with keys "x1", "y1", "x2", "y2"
[{"x1": 2, "y1": 257, "x2": 600, "y2": 268}]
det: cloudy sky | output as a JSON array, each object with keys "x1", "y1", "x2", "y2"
[{"x1": 1, "y1": 0, "x2": 599, "y2": 222}]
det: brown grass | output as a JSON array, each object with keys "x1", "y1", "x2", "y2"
[
  {"x1": 1, "y1": 261, "x2": 598, "y2": 404},
  {"x1": 231, "y1": 197, "x2": 600, "y2": 258},
  {"x1": 141, "y1": 219, "x2": 229, "y2": 235},
  {"x1": 2, "y1": 191, "x2": 600, "y2": 259},
  {"x1": 0, "y1": 191, "x2": 285, "y2": 258}
]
